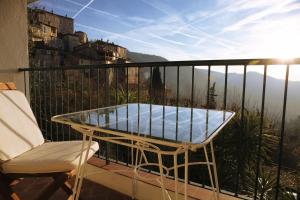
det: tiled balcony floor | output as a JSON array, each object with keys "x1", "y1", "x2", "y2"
[
  {"x1": 12, "y1": 177, "x2": 131, "y2": 200},
  {"x1": 87, "y1": 157, "x2": 240, "y2": 200},
  {"x1": 11, "y1": 157, "x2": 240, "y2": 200}
]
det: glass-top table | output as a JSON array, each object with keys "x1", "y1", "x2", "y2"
[
  {"x1": 52, "y1": 103, "x2": 234, "y2": 146},
  {"x1": 52, "y1": 103, "x2": 235, "y2": 200}
]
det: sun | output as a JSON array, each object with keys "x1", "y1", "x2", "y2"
[{"x1": 259, "y1": 19, "x2": 300, "y2": 60}]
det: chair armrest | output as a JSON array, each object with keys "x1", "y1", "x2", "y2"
[{"x1": 0, "y1": 82, "x2": 16, "y2": 90}]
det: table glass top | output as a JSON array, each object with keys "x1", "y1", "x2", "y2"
[{"x1": 53, "y1": 103, "x2": 234, "y2": 144}]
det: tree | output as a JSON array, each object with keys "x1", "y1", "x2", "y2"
[
  {"x1": 150, "y1": 67, "x2": 164, "y2": 104},
  {"x1": 245, "y1": 166, "x2": 276, "y2": 200},
  {"x1": 115, "y1": 86, "x2": 137, "y2": 104},
  {"x1": 215, "y1": 107, "x2": 278, "y2": 196},
  {"x1": 207, "y1": 82, "x2": 217, "y2": 109}
]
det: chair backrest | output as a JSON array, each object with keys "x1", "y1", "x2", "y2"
[{"x1": 0, "y1": 88, "x2": 44, "y2": 162}]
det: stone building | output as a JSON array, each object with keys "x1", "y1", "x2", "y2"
[
  {"x1": 73, "y1": 40, "x2": 127, "y2": 64},
  {"x1": 28, "y1": 8, "x2": 73, "y2": 36},
  {"x1": 75, "y1": 31, "x2": 88, "y2": 44},
  {"x1": 28, "y1": 8, "x2": 128, "y2": 68},
  {"x1": 63, "y1": 34, "x2": 81, "y2": 52},
  {"x1": 30, "y1": 46, "x2": 63, "y2": 67}
]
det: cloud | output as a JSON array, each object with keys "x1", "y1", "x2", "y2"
[
  {"x1": 136, "y1": 0, "x2": 238, "y2": 50},
  {"x1": 140, "y1": 0, "x2": 176, "y2": 16},
  {"x1": 185, "y1": 11, "x2": 210, "y2": 22},
  {"x1": 64, "y1": 0, "x2": 135, "y2": 28},
  {"x1": 64, "y1": 0, "x2": 118, "y2": 18},
  {"x1": 127, "y1": 16, "x2": 154, "y2": 24},
  {"x1": 173, "y1": 31, "x2": 200, "y2": 40},
  {"x1": 72, "y1": 0, "x2": 94, "y2": 18},
  {"x1": 226, "y1": 0, "x2": 294, "y2": 12},
  {"x1": 75, "y1": 23, "x2": 155, "y2": 48},
  {"x1": 30, "y1": 0, "x2": 77, "y2": 14},
  {"x1": 182, "y1": 0, "x2": 295, "y2": 28},
  {"x1": 148, "y1": 33, "x2": 186, "y2": 46},
  {"x1": 222, "y1": 0, "x2": 299, "y2": 32}
]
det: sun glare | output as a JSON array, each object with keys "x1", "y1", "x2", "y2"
[{"x1": 259, "y1": 20, "x2": 300, "y2": 60}]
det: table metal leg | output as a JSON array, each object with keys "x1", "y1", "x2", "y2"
[
  {"x1": 184, "y1": 149, "x2": 189, "y2": 200},
  {"x1": 210, "y1": 141, "x2": 220, "y2": 199},
  {"x1": 72, "y1": 134, "x2": 87, "y2": 200},
  {"x1": 132, "y1": 147, "x2": 140, "y2": 199},
  {"x1": 173, "y1": 154, "x2": 178, "y2": 200},
  {"x1": 204, "y1": 145, "x2": 217, "y2": 200},
  {"x1": 158, "y1": 152, "x2": 167, "y2": 200}
]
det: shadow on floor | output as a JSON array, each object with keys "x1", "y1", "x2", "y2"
[{"x1": 12, "y1": 177, "x2": 131, "y2": 200}]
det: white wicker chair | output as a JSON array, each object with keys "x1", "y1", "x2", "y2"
[{"x1": 0, "y1": 83, "x2": 99, "y2": 200}]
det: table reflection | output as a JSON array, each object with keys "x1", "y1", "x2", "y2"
[{"x1": 63, "y1": 103, "x2": 233, "y2": 144}]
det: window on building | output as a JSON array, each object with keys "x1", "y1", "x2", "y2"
[{"x1": 51, "y1": 27, "x2": 56, "y2": 34}]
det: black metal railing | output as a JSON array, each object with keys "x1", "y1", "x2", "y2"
[{"x1": 19, "y1": 58, "x2": 300, "y2": 199}]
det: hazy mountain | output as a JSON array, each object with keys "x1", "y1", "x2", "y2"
[
  {"x1": 127, "y1": 51, "x2": 168, "y2": 62},
  {"x1": 157, "y1": 67, "x2": 300, "y2": 120}
]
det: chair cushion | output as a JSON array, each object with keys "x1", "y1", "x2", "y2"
[
  {"x1": 1, "y1": 141, "x2": 99, "y2": 174},
  {"x1": 0, "y1": 90, "x2": 44, "y2": 161}
]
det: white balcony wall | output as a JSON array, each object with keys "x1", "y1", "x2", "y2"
[{"x1": 0, "y1": 0, "x2": 29, "y2": 93}]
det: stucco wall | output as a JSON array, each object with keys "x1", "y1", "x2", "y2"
[{"x1": 0, "y1": 0, "x2": 29, "y2": 93}]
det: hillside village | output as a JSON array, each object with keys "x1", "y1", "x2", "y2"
[{"x1": 28, "y1": 7, "x2": 128, "y2": 67}]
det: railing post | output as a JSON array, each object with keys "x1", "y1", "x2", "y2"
[
  {"x1": 175, "y1": 66, "x2": 179, "y2": 141},
  {"x1": 54, "y1": 70, "x2": 58, "y2": 140},
  {"x1": 105, "y1": 67, "x2": 110, "y2": 164},
  {"x1": 23, "y1": 71, "x2": 27, "y2": 97},
  {"x1": 223, "y1": 65, "x2": 228, "y2": 109},
  {"x1": 126, "y1": 66, "x2": 129, "y2": 166},
  {"x1": 206, "y1": 65, "x2": 211, "y2": 107},
  {"x1": 235, "y1": 64, "x2": 247, "y2": 196},
  {"x1": 162, "y1": 66, "x2": 166, "y2": 139},
  {"x1": 254, "y1": 65, "x2": 267, "y2": 199},
  {"x1": 149, "y1": 66, "x2": 153, "y2": 136},
  {"x1": 43, "y1": 71, "x2": 48, "y2": 139},
  {"x1": 49, "y1": 71, "x2": 53, "y2": 141},
  {"x1": 60, "y1": 69, "x2": 64, "y2": 140},
  {"x1": 115, "y1": 67, "x2": 119, "y2": 163},
  {"x1": 67, "y1": 71, "x2": 70, "y2": 140},
  {"x1": 275, "y1": 65, "x2": 290, "y2": 199}
]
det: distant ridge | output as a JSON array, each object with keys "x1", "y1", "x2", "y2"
[
  {"x1": 162, "y1": 67, "x2": 300, "y2": 120},
  {"x1": 127, "y1": 51, "x2": 168, "y2": 62}
]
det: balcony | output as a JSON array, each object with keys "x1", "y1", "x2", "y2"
[{"x1": 13, "y1": 58, "x2": 300, "y2": 200}]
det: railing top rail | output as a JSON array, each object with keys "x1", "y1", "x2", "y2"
[{"x1": 19, "y1": 58, "x2": 300, "y2": 71}]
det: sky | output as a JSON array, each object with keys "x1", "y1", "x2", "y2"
[{"x1": 29, "y1": 0, "x2": 300, "y2": 80}]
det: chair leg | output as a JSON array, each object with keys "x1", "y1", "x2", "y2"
[
  {"x1": 61, "y1": 181, "x2": 73, "y2": 195},
  {"x1": 35, "y1": 173, "x2": 69, "y2": 200}
]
